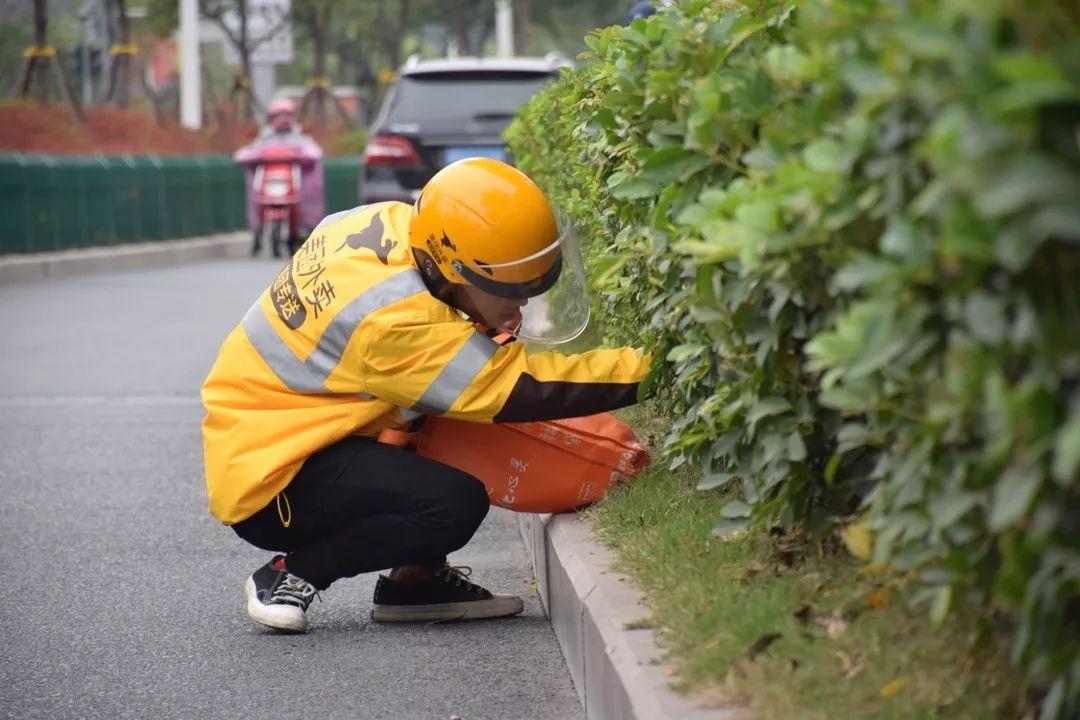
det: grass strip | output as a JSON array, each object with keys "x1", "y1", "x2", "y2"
[{"x1": 587, "y1": 405, "x2": 1032, "y2": 719}]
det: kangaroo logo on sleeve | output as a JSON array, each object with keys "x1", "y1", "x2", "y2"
[{"x1": 338, "y1": 212, "x2": 397, "y2": 264}]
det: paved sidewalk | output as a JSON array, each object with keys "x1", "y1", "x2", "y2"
[{"x1": 0, "y1": 232, "x2": 250, "y2": 284}]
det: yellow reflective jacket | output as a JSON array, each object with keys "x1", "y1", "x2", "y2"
[{"x1": 201, "y1": 202, "x2": 651, "y2": 524}]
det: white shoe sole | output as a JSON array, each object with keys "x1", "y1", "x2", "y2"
[
  {"x1": 244, "y1": 576, "x2": 309, "y2": 633},
  {"x1": 371, "y1": 595, "x2": 525, "y2": 623}
]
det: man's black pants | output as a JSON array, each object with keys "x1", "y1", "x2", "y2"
[{"x1": 232, "y1": 436, "x2": 490, "y2": 590}]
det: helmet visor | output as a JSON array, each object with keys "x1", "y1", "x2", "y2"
[{"x1": 456, "y1": 221, "x2": 590, "y2": 345}]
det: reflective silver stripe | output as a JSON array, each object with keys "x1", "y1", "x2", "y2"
[
  {"x1": 400, "y1": 407, "x2": 425, "y2": 422},
  {"x1": 243, "y1": 270, "x2": 428, "y2": 393},
  {"x1": 242, "y1": 302, "x2": 322, "y2": 392},
  {"x1": 412, "y1": 331, "x2": 499, "y2": 415},
  {"x1": 312, "y1": 204, "x2": 369, "y2": 232}
]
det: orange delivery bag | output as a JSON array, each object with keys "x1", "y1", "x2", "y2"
[{"x1": 382, "y1": 413, "x2": 651, "y2": 513}]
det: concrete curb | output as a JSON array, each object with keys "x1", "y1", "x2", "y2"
[
  {"x1": 518, "y1": 512, "x2": 736, "y2": 720},
  {"x1": 0, "y1": 233, "x2": 250, "y2": 284}
]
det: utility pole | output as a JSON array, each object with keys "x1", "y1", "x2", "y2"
[
  {"x1": 179, "y1": 0, "x2": 201, "y2": 129},
  {"x1": 495, "y1": 0, "x2": 513, "y2": 58}
]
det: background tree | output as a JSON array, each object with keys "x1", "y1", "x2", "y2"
[
  {"x1": 103, "y1": 0, "x2": 133, "y2": 107},
  {"x1": 292, "y1": 0, "x2": 352, "y2": 130},
  {"x1": 199, "y1": 0, "x2": 290, "y2": 123},
  {"x1": 12, "y1": 0, "x2": 83, "y2": 119},
  {"x1": 440, "y1": 0, "x2": 493, "y2": 56}
]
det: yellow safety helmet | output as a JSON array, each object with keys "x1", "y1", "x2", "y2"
[
  {"x1": 409, "y1": 157, "x2": 590, "y2": 344},
  {"x1": 409, "y1": 158, "x2": 562, "y2": 299}
]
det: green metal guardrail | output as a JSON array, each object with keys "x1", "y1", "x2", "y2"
[
  {"x1": 0, "y1": 154, "x2": 363, "y2": 255},
  {"x1": 324, "y1": 156, "x2": 362, "y2": 218}
]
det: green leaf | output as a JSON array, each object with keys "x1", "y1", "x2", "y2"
[
  {"x1": 964, "y1": 292, "x2": 1008, "y2": 344},
  {"x1": 898, "y1": 23, "x2": 958, "y2": 61},
  {"x1": 932, "y1": 492, "x2": 980, "y2": 529},
  {"x1": 988, "y1": 467, "x2": 1042, "y2": 531},
  {"x1": 747, "y1": 397, "x2": 792, "y2": 424},
  {"x1": 991, "y1": 51, "x2": 1066, "y2": 84},
  {"x1": 640, "y1": 147, "x2": 714, "y2": 185},
  {"x1": 824, "y1": 453, "x2": 842, "y2": 484},
  {"x1": 880, "y1": 218, "x2": 928, "y2": 260},
  {"x1": 1052, "y1": 416, "x2": 1080, "y2": 486},
  {"x1": 842, "y1": 62, "x2": 898, "y2": 98},
  {"x1": 735, "y1": 200, "x2": 779, "y2": 233},
  {"x1": 837, "y1": 424, "x2": 877, "y2": 452},
  {"x1": 820, "y1": 386, "x2": 872, "y2": 413},
  {"x1": 591, "y1": 251, "x2": 633, "y2": 281},
  {"x1": 666, "y1": 344, "x2": 707, "y2": 362},
  {"x1": 973, "y1": 155, "x2": 1080, "y2": 218},
  {"x1": 787, "y1": 432, "x2": 807, "y2": 462},
  {"x1": 930, "y1": 585, "x2": 952, "y2": 626},
  {"x1": 742, "y1": 144, "x2": 781, "y2": 170},
  {"x1": 672, "y1": 238, "x2": 742, "y2": 262},
  {"x1": 609, "y1": 175, "x2": 660, "y2": 200},
  {"x1": 803, "y1": 138, "x2": 846, "y2": 174},
  {"x1": 764, "y1": 44, "x2": 812, "y2": 81},
  {"x1": 636, "y1": 356, "x2": 663, "y2": 404},
  {"x1": 726, "y1": 14, "x2": 766, "y2": 55},
  {"x1": 697, "y1": 471, "x2": 735, "y2": 491}
]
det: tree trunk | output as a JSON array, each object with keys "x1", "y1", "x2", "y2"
[
  {"x1": 16, "y1": 0, "x2": 82, "y2": 119},
  {"x1": 108, "y1": 0, "x2": 132, "y2": 108},
  {"x1": 312, "y1": 4, "x2": 328, "y2": 129},
  {"x1": 32, "y1": 0, "x2": 48, "y2": 102},
  {"x1": 33, "y1": 0, "x2": 47, "y2": 47},
  {"x1": 449, "y1": 1, "x2": 472, "y2": 56},
  {"x1": 383, "y1": 0, "x2": 410, "y2": 70},
  {"x1": 372, "y1": 0, "x2": 411, "y2": 111},
  {"x1": 237, "y1": 0, "x2": 254, "y2": 122}
]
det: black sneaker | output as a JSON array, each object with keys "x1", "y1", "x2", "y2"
[
  {"x1": 371, "y1": 565, "x2": 524, "y2": 622},
  {"x1": 244, "y1": 556, "x2": 318, "y2": 633}
]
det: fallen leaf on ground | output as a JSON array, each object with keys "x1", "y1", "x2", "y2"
[
  {"x1": 880, "y1": 676, "x2": 910, "y2": 699},
  {"x1": 841, "y1": 523, "x2": 873, "y2": 560},
  {"x1": 836, "y1": 650, "x2": 864, "y2": 679},
  {"x1": 868, "y1": 586, "x2": 891, "y2": 611},
  {"x1": 817, "y1": 610, "x2": 848, "y2": 638}
]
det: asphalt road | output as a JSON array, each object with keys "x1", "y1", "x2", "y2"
[{"x1": 0, "y1": 257, "x2": 583, "y2": 720}]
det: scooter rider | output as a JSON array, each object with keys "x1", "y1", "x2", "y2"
[
  {"x1": 236, "y1": 97, "x2": 325, "y2": 258},
  {"x1": 262, "y1": 97, "x2": 302, "y2": 138},
  {"x1": 201, "y1": 158, "x2": 652, "y2": 633}
]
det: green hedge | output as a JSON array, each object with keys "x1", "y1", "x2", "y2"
[{"x1": 506, "y1": 0, "x2": 1080, "y2": 715}]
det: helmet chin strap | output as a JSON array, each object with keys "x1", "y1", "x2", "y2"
[
  {"x1": 412, "y1": 247, "x2": 472, "y2": 315},
  {"x1": 411, "y1": 248, "x2": 522, "y2": 337},
  {"x1": 412, "y1": 248, "x2": 452, "y2": 296}
]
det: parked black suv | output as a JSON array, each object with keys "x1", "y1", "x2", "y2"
[{"x1": 361, "y1": 55, "x2": 571, "y2": 203}]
